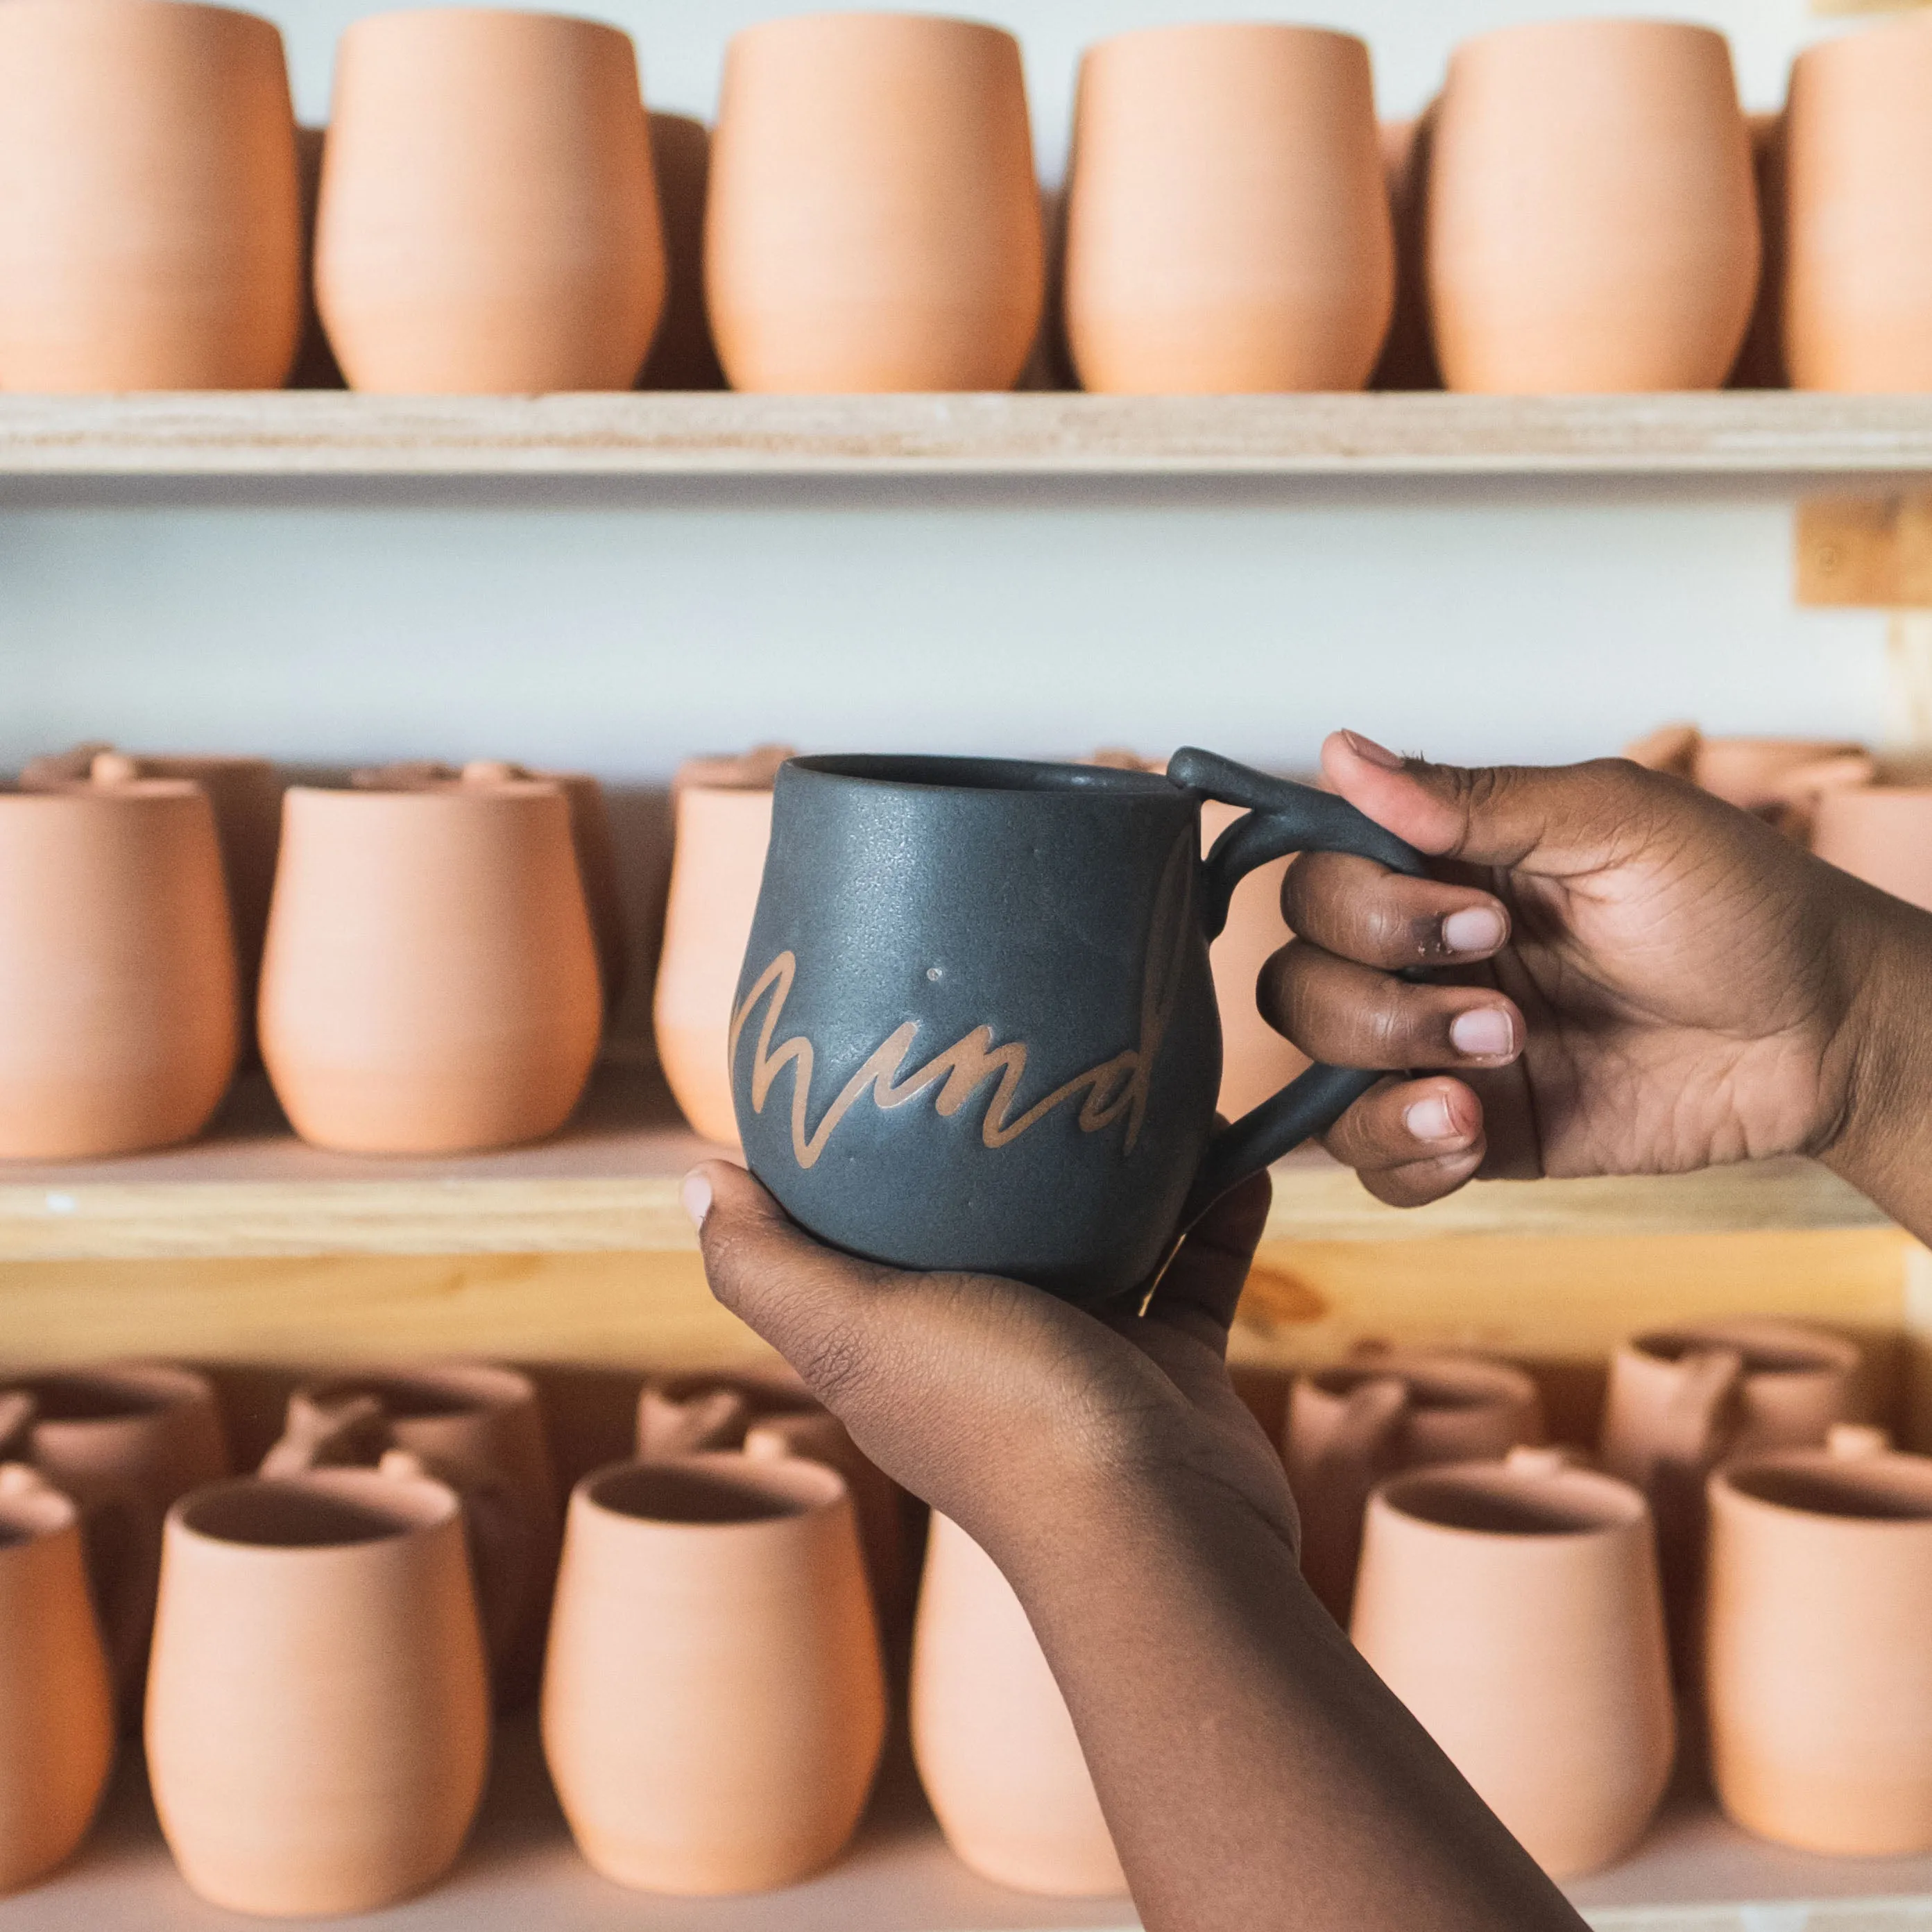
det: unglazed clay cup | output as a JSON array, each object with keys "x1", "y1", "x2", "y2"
[
  {"x1": 1284, "y1": 1347, "x2": 1546, "y2": 1625},
  {"x1": 259, "y1": 781, "x2": 601, "y2": 1154},
  {"x1": 0, "y1": 1364, "x2": 228, "y2": 1723},
  {"x1": 1784, "y1": 16, "x2": 1932, "y2": 391},
  {"x1": 1708, "y1": 1428, "x2": 1932, "y2": 1854},
  {"x1": 0, "y1": 781, "x2": 238, "y2": 1159},
  {"x1": 640, "y1": 113, "x2": 726, "y2": 390},
  {"x1": 1427, "y1": 18, "x2": 1759, "y2": 392},
  {"x1": 706, "y1": 12, "x2": 1044, "y2": 392},
  {"x1": 1353, "y1": 1448, "x2": 1675, "y2": 1879},
  {"x1": 0, "y1": 1466, "x2": 116, "y2": 1897},
  {"x1": 146, "y1": 1465, "x2": 490, "y2": 1916},
  {"x1": 653, "y1": 749, "x2": 794, "y2": 1147},
  {"x1": 1811, "y1": 786, "x2": 1932, "y2": 914},
  {"x1": 0, "y1": 0, "x2": 301, "y2": 391},
  {"x1": 911, "y1": 1512, "x2": 1125, "y2": 1897},
  {"x1": 1063, "y1": 24, "x2": 1392, "y2": 393},
  {"x1": 316, "y1": 7, "x2": 665, "y2": 393},
  {"x1": 542, "y1": 1453, "x2": 887, "y2": 1894},
  {"x1": 1690, "y1": 736, "x2": 1874, "y2": 841}
]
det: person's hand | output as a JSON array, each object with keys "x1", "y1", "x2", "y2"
[
  {"x1": 1270, "y1": 730, "x2": 1920, "y2": 1208},
  {"x1": 681, "y1": 1161, "x2": 1292, "y2": 1563}
]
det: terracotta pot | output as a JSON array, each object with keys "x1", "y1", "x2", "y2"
[
  {"x1": 0, "y1": 780, "x2": 238, "y2": 1159},
  {"x1": 543, "y1": 1453, "x2": 887, "y2": 1894},
  {"x1": 1707, "y1": 1427, "x2": 1932, "y2": 1854},
  {"x1": 1065, "y1": 24, "x2": 1392, "y2": 394},
  {"x1": 1729, "y1": 112, "x2": 1786, "y2": 388},
  {"x1": 264, "y1": 1364, "x2": 558, "y2": 1700},
  {"x1": 1691, "y1": 735, "x2": 1872, "y2": 826},
  {"x1": 706, "y1": 12, "x2": 1043, "y2": 392},
  {"x1": 0, "y1": 1363, "x2": 228, "y2": 1724},
  {"x1": 316, "y1": 7, "x2": 665, "y2": 393},
  {"x1": 146, "y1": 1464, "x2": 490, "y2": 1916},
  {"x1": 1785, "y1": 15, "x2": 1932, "y2": 391},
  {"x1": 1811, "y1": 785, "x2": 1932, "y2": 913},
  {"x1": 653, "y1": 749, "x2": 795, "y2": 1147},
  {"x1": 351, "y1": 760, "x2": 626, "y2": 1019},
  {"x1": 640, "y1": 114, "x2": 726, "y2": 391},
  {"x1": 1428, "y1": 19, "x2": 1759, "y2": 392},
  {"x1": 1352, "y1": 1448, "x2": 1675, "y2": 1879},
  {"x1": 0, "y1": 1466, "x2": 116, "y2": 1897},
  {"x1": 258, "y1": 781, "x2": 601, "y2": 1154},
  {"x1": 291, "y1": 126, "x2": 346, "y2": 390},
  {"x1": 911, "y1": 1512, "x2": 1125, "y2": 1897},
  {"x1": 1371, "y1": 110, "x2": 1441, "y2": 391},
  {"x1": 1285, "y1": 1346, "x2": 1545, "y2": 1625}
]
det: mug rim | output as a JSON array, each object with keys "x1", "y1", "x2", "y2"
[
  {"x1": 1711, "y1": 1447, "x2": 1932, "y2": 1525},
  {"x1": 579, "y1": 1451, "x2": 847, "y2": 1528},
  {"x1": 1374, "y1": 1459, "x2": 1648, "y2": 1539},
  {"x1": 299, "y1": 1360, "x2": 533, "y2": 1423},
  {"x1": 789, "y1": 753, "x2": 1178, "y2": 798},
  {"x1": 1627, "y1": 1319, "x2": 1858, "y2": 1378},
  {"x1": 8, "y1": 1360, "x2": 212, "y2": 1429},
  {"x1": 171, "y1": 1468, "x2": 461, "y2": 1550}
]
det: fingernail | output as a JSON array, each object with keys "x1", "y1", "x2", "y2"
[
  {"x1": 1442, "y1": 907, "x2": 1506, "y2": 955},
  {"x1": 681, "y1": 1170, "x2": 712, "y2": 1230},
  {"x1": 1341, "y1": 730, "x2": 1405, "y2": 771},
  {"x1": 1450, "y1": 1007, "x2": 1515, "y2": 1057},
  {"x1": 1404, "y1": 1094, "x2": 1460, "y2": 1142}
]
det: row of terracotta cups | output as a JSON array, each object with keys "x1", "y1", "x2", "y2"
[{"x1": 4, "y1": 4, "x2": 1931, "y2": 396}]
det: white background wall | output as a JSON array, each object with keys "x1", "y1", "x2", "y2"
[{"x1": 0, "y1": 0, "x2": 1890, "y2": 782}]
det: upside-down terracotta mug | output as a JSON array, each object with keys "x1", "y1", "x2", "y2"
[
  {"x1": 1284, "y1": 1347, "x2": 1546, "y2": 1624},
  {"x1": 1063, "y1": 24, "x2": 1393, "y2": 393},
  {"x1": 1811, "y1": 786, "x2": 1932, "y2": 914},
  {"x1": 730, "y1": 751, "x2": 1425, "y2": 1305},
  {"x1": 0, "y1": 1465, "x2": 116, "y2": 1897}
]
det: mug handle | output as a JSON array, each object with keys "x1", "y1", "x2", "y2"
[{"x1": 1165, "y1": 746, "x2": 1430, "y2": 1229}]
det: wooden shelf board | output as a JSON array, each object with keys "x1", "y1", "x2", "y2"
[
  {"x1": 6, "y1": 1714, "x2": 1928, "y2": 1932},
  {"x1": 6, "y1": 392, "x2": 1932, "y2": 479},
  {"x1": 0, "y1": 1067, "x2": 1888, "y2": 1261}
]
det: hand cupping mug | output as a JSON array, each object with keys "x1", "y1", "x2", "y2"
[{"x1": 728, "y1": 749, "x2": 1425, "y2": 1303}]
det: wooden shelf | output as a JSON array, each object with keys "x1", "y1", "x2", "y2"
[
  {"x1": 0, "y1": 1065, "x2": 1888, "y2": 1263},
  {"x1": 6, "y1": 392, "x2": 1932, "y2": 479},
  {"x1": 6, "y1": 1713, "x2": 1927, "y2": 1932}
]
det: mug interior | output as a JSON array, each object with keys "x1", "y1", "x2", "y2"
[
  {"x1": 587, "y1": 1453, "x2": 844, "y2": 1526},
  {"x1": 792, "y1": 753, "x2": 1175, "y2": 798},
  {"x1": 15, "y1": 1371, "x2": 176, "y2": 1424},
  {"x1": 180, "y1": 1473, "x2": 454, "y2": 1548},
  {"x1": 304, "y1": 1368, "x2": 515, "y2": 1422},
  {"x1": 1311, "y1": 1358, "x2": 1521, "y2": 1414},
  {"x1": 1725, "y1": 1458, "x2": 1932, "y2": 1523},
  {"x1": 1636, "y1": 1324, "x2": 1847, "y2": 1377},
  {"x1": 1381, "y1": 1464, "x2": 1643, "y2": 1538}
]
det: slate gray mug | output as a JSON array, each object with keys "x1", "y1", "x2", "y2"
[{"x1": 729, "y1": 749, "x2": 1426, "y2": 1305}]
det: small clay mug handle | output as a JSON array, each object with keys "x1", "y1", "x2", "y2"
[
  {"x1": 635, "y1": 1383, "x2": 752, "y2": 1460},
  {"x1": 379, "y1": 1448, "x2": 531, "y2": 1673},
  {"x1": 1657, "y1": 1345, "x2": 1745, "y2": 1473},
  {"x1": 1166, "y1": 748, "x2": 1430, "y2": 1225},
  {"x1": 1297, "y1": 1376, "x2": 1410, "y2": 1626},
  {"x1": 0, "y1": 1390, "x2": 35, "y2": 1460},
  {"x1": 257, "y1": 1393, "x2": 393, "y2": 1478}
]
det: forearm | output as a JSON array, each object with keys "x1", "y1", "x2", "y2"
[{"x1": 979, "y1": 1462, "x2": 1586, "y2": 1932}]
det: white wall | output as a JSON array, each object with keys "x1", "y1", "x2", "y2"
[{"x1": 1, "y1": 0, "x2": 1893, "y2": 785}]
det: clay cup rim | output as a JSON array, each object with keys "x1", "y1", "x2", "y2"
[
  {"x1": 1713, "y1": 1448, "x2": 1932, "y2": 1526},
  {"x1": 580, "y1": 1451, "x2": 848, "y2": 1528},
  {"x1": 9, "y1": 1361, "x2": 212, "y2": 1429},
  {"x1": 1374, "y1": 1460, "x2": 1648, "y2": 1540},
  {"x1": 1628, "y1": 1320, "x2": 1858, "y2": 1379},
  {"x1": 173, "y1": 1468, "x2": 461, "y2": 1551},
  {"x1": 300, "y1": 1361, "x2": 534, "y2": 1424},
  {"x1": 1305, "y1": 1352, "x2": 1537, "y2": 1414}
]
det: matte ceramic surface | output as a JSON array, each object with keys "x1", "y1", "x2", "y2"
[
  {"x1": 1785, "y1": 15, "x2": 1932, "y2": 391},
  {"x1": 706, "y1": 12, "x2": 1044, "y2": 392},
  {"x1": 911, "y1": 1512, "x2": 1125, "y2": 1897},
  {"x1": 0, "y1": 1467, "x2": 115, "y2": 1897},
  {"x1": 542, "y1": 1454, "x2": 887, "y2": 1894},
  {"x1": 146, "y1": 1467, "x2": 490, "y2": 1916},
  {"x1": 1285, "y1": 1347, "x2": 1546, "y2": 1624},
  {"x1": 316, "y1": 7, "x2": 665, "y2": 393},
  {"x1": 1353, "y1": 1451, "x2": 1675, "y2": 1879},
  {"x1": 1811, "y1": 786, "x2": 1932, "y2": 914},
  {"x1": 1707, "y1": 1433, "x2": 1932, "y2": 1854},
  {"x1": 730, "y1": 751, "x2": 1423, "y2": 1304},
  {"x1": 258, "y1": 783, "x2": 601, "y2": 1154},
  {"x1": 1428, "y1": 18, "x2": 1759, "y2": 392},
  {"x1": 0, "y1": 0, "x2": 302, "y2": 391},
  {"x1": 640, "y1": 113, "x2": 726, "y2": 391},
  {"x1": 0, "y1": 782, "x2": 238, "y2": 1159},
  {"x1": 1064, "y1": 24, "x2": 1392, "y2": 393}
]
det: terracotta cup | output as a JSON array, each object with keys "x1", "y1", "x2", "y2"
[
  {"x1": 706, "y1": 12, "x2": 1044, "y2": 392},
  {"x1": 351, "y1": 760, "x2": 626, "y2": 1020},
  {"x1": 653, "y1": 748, "x2": 795, "y2": 1147},
  {"x1": 1784, "y1": 15, "x2": 1932, "y2": 391},
  {"x1": 1064, "y1": 24, "x2": 1392, "y2": 393},
  {"x1": 1708, "y1": 1427, "x2": 1932, "y2": 1854},
  {"x1": 146, "y1": 1464, "x2": 490, "y2": 1915},
  {"x1": 264, "y1": 1363, "x2": 558, "y2": 1699},
  {"x1": 1284, "y1": 1347, "x2": 1546, "y2": 1625},
  {"x1": 0, "y1": 0, "x2": 302, "y2": 391},
  {"x1": 316, "y1": 7, "x2": 665, "y2": 393},
  {"x1": 911, "y1": 1512, "x2": 1125, "y2": 1897},
  {"x1": 0, "y1": 1363, "x2": 228, "y2": 1722},
  {"x1": 0, "y1": 1465, "x2": 116, "y2": 1897},
  {"x1": 1353, "y1": 1448, "x2": 1675, "y2": 1879},
  {"x1": 1371, "y1": 109, "x2": 1441, "y2": 391},
  {"x1": 258, "y1": 780, "x2": 602, "y2": 1154},
  {"x1": 543, "y1": 1453, "x2": 887, "y2": 1894},
  {"x1": 0, "y1": 780, "x2": 238, "y2": 1159},
  {"x1": 1811, "y1": 786, "x2": 1932, "y2": 913},
  {"x1": 640, "y1": 113, "x2": 726, "y2": 391},
  {"x1": 1427, "y1": 19, "x2": 1760, "y2": 392}
]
